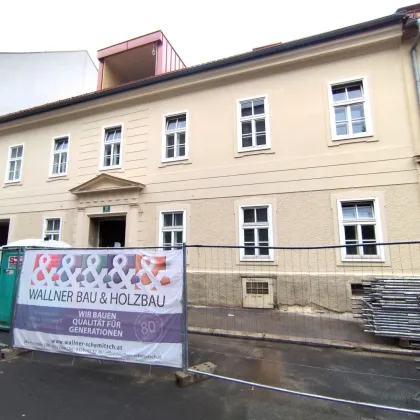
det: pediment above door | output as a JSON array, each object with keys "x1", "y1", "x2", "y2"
[{"x1": 70, "y1": 173, "x2": 145, "y2": 195}]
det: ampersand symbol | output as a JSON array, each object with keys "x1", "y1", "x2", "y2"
[
  {"x1": 56, "y1": 255, "x2": 82, "y2": 286},
  {"x1": 134, "y1": 256, "x2": 162, "y2": 292},
  {"x1": 100, "y1": 292, "x2": 107, "y2": 304},
  {"x1": 80, "y1": 255, "x2": 107, "y2": 287},
  {"x1": 32, "y1": 255, "x2": 58, "y2": 286},
  {"x1": 106, "y1": 254, "x2": 135, "y2": 289}
]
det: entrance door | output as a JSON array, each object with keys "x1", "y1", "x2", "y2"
[
  {"x1": 99, "y1": 218, "x2": 126, "y2": 247},
  {"x1": 89, "y1": 216, "x2": 126, "y2": 247},
  {"x1": 0, "y1": 220, "x2": 10, "y2": 246}
]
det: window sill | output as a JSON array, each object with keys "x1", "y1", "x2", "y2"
[
  {"x1": 3, "y1": 181, "x2": 22, "y2": 188},
  {"x1": 237, "y1": 262, "x2": 278, "y2": 267},
  {"x1": 329, "y1": 134, "x2": 376, "y2": 147},
  {"x1": 340, "y1": 257, "x2": 385, "y2": 263},
  {"x1": 235, "y1": 149, "x2": 274, "y2": 159},
  {"x1": 47, "y1": 175, "x2": 69, "y2": 182},
  {"x1": 237, "y1": 145, "x2": 271, "y2": 152},
  {"x1": 159, "y1": 160, "x2": 192, "y2": 168},
  {"x1": 99, "y1": 167, "x2": 124, "y2": 173},
  {"x1": 239, "y1": 258, "x2": 275, "y2": 263}
]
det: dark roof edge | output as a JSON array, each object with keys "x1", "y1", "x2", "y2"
[{"x1": 0, "y1": 13, "x2": 403, "y2": 125}]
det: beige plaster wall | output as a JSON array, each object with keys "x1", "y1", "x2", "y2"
[{"x1": 0, "y1": 27, "x2": 419, "y2": 312}]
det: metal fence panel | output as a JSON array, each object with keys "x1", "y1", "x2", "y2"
[
  {"x1": 185, "y1": 242, "x2": 420, "y2": 348},
  {"x1": 184, "y1": 242, "x2": 420, "y2": 414}
]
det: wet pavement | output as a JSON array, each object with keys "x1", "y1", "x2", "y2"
[{"x1": 1, "y1": 333, "x2": 419, "y2": 419}]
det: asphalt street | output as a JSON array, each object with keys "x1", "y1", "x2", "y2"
[{"x1": 0, "y1": 332, "x2": 419, "y2": 420}]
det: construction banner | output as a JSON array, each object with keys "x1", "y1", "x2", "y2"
[{"x1": 12, "y1": 248, "x2": 185, "y2": 368}]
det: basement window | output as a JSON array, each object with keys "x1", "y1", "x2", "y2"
[
  {"x1": 351, "y1": 283, "x2": 364, "y2": 297},
  {"x1": 246, "y1": 281, "x2": 270, "y2": 295}
]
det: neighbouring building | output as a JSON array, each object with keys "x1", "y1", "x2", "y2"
[
  {"x1": 0, "y1": 51, "x2": 97, "y2": 116},
  {"x1": 1, "y1": 10, "x2": 420, "y2": 313}
]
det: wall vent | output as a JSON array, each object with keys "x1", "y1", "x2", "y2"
[{"x1": 242, "y1": 277, "x2": 274, "y2": 309}]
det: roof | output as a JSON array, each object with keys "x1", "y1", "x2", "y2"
[
  {"x1": 396, "y1": 3, "x2": 420, "y2": 13},
  {"x1": 0, "y1": 12, "x2": 405, "y2": 125},
  {"x1": 97, "y1": 30, "x2": 163, "y2": 59}
]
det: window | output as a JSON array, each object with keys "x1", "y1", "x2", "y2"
[
  {"x1": 338, "y1": 200, "x2": 383, "y2": 259},
  {"x1": 161, "y1": 211, "x2": 184, "y2": 249},
  {"x1": 246, "y1": 281, "x2": 270, "y2": 294},
  {"x1": 6, "y1": 145, "x2": 24, "y2": 182},
  {"x1": 164, "y1": 114, "x2": 187, "y2": 161},
  {"x1": 351, "y1": 283, "x2": 364, "y2": 297},
  {"x1": 242, "y1": 278, "x2": 274, "y2": 308},
  {"x1": 240, "y1": 205, "x2": 273, "y2": 259},
  {"x1": 238, "y1": 96, "x2": 269, "y2": 151},
  {"x1": 102, "y1": 126, "x2": 122, "y2": 168},
  {"x1": 329, "y1": 79, "x2": 371, "y2": 140},
  {"x1": 51, "y1": 136, "x2": 69, "y2": 176},
  {"x1": 44, "y1": 218, "x2": 61, "y2": 241}
]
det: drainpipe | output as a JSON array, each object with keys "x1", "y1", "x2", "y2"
[
  {"x1": 411, "y1": 18, "x2": 420, "y2": 164},
  {"x1": 411, "y1": 18, "x2": 420, "y2": 106}
]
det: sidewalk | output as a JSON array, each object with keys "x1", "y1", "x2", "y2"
[{"x1": 188, "y1": 306, "x2": 395, "y2": 349}]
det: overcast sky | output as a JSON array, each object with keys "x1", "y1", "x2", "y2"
[{"x1": 0, "y1": 0, "x2": 408, "y2": 67}]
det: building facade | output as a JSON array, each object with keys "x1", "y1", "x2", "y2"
[{"x1": 1, "y1": 9, "x2": 420, "y2": 311}]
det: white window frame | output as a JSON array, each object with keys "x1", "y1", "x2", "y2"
[
  {"x1": 337, "y1": 198, "x2": 384, "y2": 262},
  {"x1": 158, "y1": 210, "x2": 186, "y2": 249},
  {"x1": 328, "y1": 76, "x2": 373, "y2": 141},
  {"x1": 237, "y1": 95, "x2": 271, "y2": 153},
  {"x1": 4, "y1": 144, "x2": 24, "y2": 184},
  {"x1": 239, "y1": 204, "x2": 274, "y2": 261},
  {"x1": 161, "y1": 111, "x2": 189, "y2": 163},
  {"x1": 43, "y1": 217, "x2": 62, "y2": 241},
  {"x1": 100, "y1": 124, "x2": 124, "y2": 170},
  {"x1": 49, "y1": 134, "x2": 70, "y2": 177}
]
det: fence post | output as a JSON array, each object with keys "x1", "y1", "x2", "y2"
[
  {"x1": 182, "y1": 243, "x2": 189, "y2": 371},
  {"x1": 10, "y1": 246, "x2": 22, "y2": 348}
]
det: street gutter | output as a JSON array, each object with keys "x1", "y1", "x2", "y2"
[{"x1": 188, "y1": 327, "x2": 415, "y2": 356}]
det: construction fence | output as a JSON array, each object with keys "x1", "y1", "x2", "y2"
[
  {"x1": 185, "y1": 241, "x2": 420, "y2": 348},
  {"x1": 2, "y1": 242, "x2": 419, "y2": 415}
]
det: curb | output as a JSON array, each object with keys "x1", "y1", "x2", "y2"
[{"x1": 188, "y1": 327, "x2": 414, "y2": 356}]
